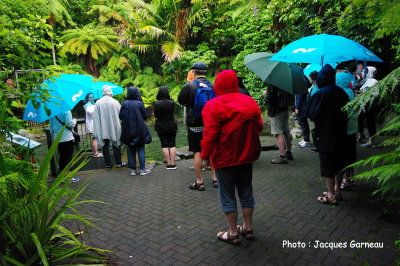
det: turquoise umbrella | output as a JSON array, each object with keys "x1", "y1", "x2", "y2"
[
  {"x1": 270, "y1": 34, "x2": 383, "y2": 65},
  {"x1": 244, "y1": 52, "x2": 308, "y2": 94},
  {"x1": 23, "y1": 74, "x2": 94, "y2": 122}
]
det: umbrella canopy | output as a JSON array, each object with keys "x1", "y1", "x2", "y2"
[
  {"x1": 269, "y1": 34, "x2": 383, "y2": 65},
  {"x1": 91, "y1": 81, "x2": 124, "y2": 99},
  {"x1": 244, "y1": 52, "x2": 308, "y2": 94},
  {"x1": 23, "y1": 74, "x2": 94, "y2": 122}
]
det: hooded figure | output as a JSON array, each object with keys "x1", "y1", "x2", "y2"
[
  {"x1": 360, "y1": 66, "x2": 378, "y2": 91},
  {"x1": 307, "y1": 64, "x2": 349, "y2": 153},
  {"x1": 119, "y1": 86, "x2": 150, "y2": 146},
  {"x1": 201, "y1": 70, "x2": 263, "y2": 244},
  {"x1": 93, "y1": 85, "x2": 122, "y2": 147},
  {"x1": 201, "y1": 70, "x2": 263, "y2": 169}
]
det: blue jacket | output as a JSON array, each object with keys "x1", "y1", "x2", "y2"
[
  {"x1": 295, "y1": 93, "x2": 308, "y2": 117},
  {"x1": 119, "y1": 87, "x2": 150, "y2": 146}
]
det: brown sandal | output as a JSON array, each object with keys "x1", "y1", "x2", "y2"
[
  {"x1": 188, "y1": 182, "x2": 205, "y2": 191},
  {"x1": 217, "y1": 231, "x2": 241, "y2": 245},
  {"x1": 317, "y1": 195, "x2": 338, "y2": 205},
  {"x1": 237, "y1": 225, "x2": 255, "y2": 240}
]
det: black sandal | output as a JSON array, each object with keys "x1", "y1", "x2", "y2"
[
  {"x1": 188, "y1": 182, "x2": 205, "y2": 191},
  {"x1": 212, "y1": 179, "x2": 218, "y2": 188},
  {"x1": 237, "y1": 225, "x2": 255, "y2": 240},
  {"x1": 217, "y1": 231, "x2": 241, "y2": 245}
]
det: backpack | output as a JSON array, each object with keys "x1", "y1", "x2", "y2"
[{"x1": 192, "y1": 79, "x2": 216, "y2": 118}]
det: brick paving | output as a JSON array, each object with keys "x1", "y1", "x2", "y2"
[{"x1": 72, "y1": 137, "x2": 399, "y2": 265}]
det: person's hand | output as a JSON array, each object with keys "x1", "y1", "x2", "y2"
[
  {"x1": 295, "y1": 109, "x2": 299, "y2": 114},
  {"x1": 263, "y1": 90, "x2": 268, "y2": 96}
]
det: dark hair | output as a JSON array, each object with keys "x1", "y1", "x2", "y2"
[
  {"x1": 194, "y1": 69, "x2": 207, "y2": 76},
  {"x1": 84, "y1": 93, "x2": 94, "y2": 104},
  {"x1": 156, "y1": 86, "x2": 171, "y2": 100},
  {"x1": 309, "y1": 71, "x2": 318, "y2": 81}
]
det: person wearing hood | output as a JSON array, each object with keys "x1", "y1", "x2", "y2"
[
  {"x1": 201, "y1": 70, "x2": 263, "y2": 245},
  {"x1": 307, "y1": 64, "x2": 349, "y2": 205},
  {"x1": 336, "y1": 72, "x2": 358, "y2": 191},
  {"x1": 119, "y1": 86, "x2": 151, "y2": 176},
  {"x1": 358, "y1": 66, "x2": 379, "y2": 148},
  {"x1": 93, "y1": 85, "x2": 126, "y2": 169},
  {"x1": 154, "y1": 86, "x2": 178, "y2": 169}
]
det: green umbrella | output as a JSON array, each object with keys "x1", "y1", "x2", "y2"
[{"x1": 244, "y1": 52, "x2": 308, "y2": 94}]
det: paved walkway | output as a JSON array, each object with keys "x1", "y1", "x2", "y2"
[{"x1": 73, "y1": 138, "x2": 398, "y2": 265}]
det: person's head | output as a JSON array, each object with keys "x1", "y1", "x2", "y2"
[
  {"x1": 214, "y1": 70, "x2": 239, "y2": 96},
  {"x1": 366, "y1": 66, "x2": 377, "y2": 79},
  {"x1": 308, "y1": 71, "x2": 318, "y2": 83},
  {"x1": 335, "y1": 72, "x2": 352, "y2": 89},
  {"x1": 191, "y1": 62, "x2": 207, "y2": 77},
  {"x1": 316, "y1": 64, "x2": 336, "y2": 88},
  {"x1": 357, "y1": 63, "x2": 364, "y2": 71},
  {"x1": 127, "y1": 86, "x2": 142, "y2": 101},
  {"x1": 102, "y1": 85, "x2": 113, "y2": 97},
  {"x1": 156, "y1": 86, "x2": 171, "y2": 100},
  {"x1": 84, "y1": 93, "x2": 94, "y2": 104}
]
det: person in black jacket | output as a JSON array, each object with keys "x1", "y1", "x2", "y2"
[
  {"x1": 154, "y1": 86, "x2": 178, "y2": 169},
  {"x1": 119, "y1": 86, "x2": 151, "y2": 176},
  {"x1": 178, "y1": 62, "x2": 218, "y2": 191},
  {"x1": 307, "y1": 64, "x2": 349, "y2": 205}
]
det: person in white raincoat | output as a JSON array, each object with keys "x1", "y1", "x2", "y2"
[{"x1": 93, "y1": 85, "x2": 126, "y2": 169}]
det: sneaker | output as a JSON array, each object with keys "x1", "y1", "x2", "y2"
[
  {"x1": 285, "y1": 151, "x2": 294, "y2": 160},
  {"x1": 116, "y1": 162, "x2": 127, "y2": 168},
  {"x1": 310, "y1": 148, "x2": 319, "y2": 153},
  {"x1": 71, "y1": 177, "x2": 80, "y2": 183},
  {"x1": 360, "y1": 142, "x2": 374, "y2": 148},
  {"x1": 168, "y1": 164, "x2": 177, "y2": 170},
  {"x1": 105, "y1": 165, "x2": 112, "y2": 169},
  {"x1": 131, "y1": 169, "x2": 137, "y2": 176},
  {"x1": 139, "y1": 169, "x2": 151, "y2": 176},
  {"x1": 271, "y1": 156, "x2": 288, "y2": 164},
  {"x1": 299, "y1": 141, "x2": 310, "y2": 148},
  {"x1": 165, "y1": 165, "x2": 171, "y2": 169}
]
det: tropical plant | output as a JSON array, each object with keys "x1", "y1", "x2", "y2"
[
  {"x1": 0, "y1": 127, "x2": 109, "y2": 265},
  {"x1": 127, "y1": 0, "x2": 204, "y2": 62},
  {"x1": 88, "y1": 0, "x2": 132, "y2": 27},
  {"x1": 344, "y1": 67, "x2": 400, "y2": 202},
  {"x1": 60, "y1": 23, "x2": 119, "y2": 76},
  {"x1": 133, "y1": 67, "x2": 164, "y2": 107}
]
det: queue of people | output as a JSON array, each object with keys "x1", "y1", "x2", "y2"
[{"x1": 49, "y1": 60, "x2": 379, "y2": 245}]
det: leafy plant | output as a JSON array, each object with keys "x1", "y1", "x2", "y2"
[
  {"x1": 345, "y1": 67, "x2": 400, "y2": 202},
  {"x1": 0, "y1": 129, "x2": 109, "y2": 265}
]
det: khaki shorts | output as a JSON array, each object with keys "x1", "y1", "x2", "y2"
[{"x1": 270, "y1": 110, "x2": 289, "y2": 135}]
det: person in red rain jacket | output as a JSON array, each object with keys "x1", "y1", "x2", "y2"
[{"x1": 201, "y1": 70, "x2": 263, "y2": 245}]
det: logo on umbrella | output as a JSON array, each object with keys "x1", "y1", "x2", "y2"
[
  {"x1": 292, "y1": 48, "x2": 317, "y2": 53},
  {"x1": 27, "y1": 112, "x2": 37, "y2": 118},
  {"x1": 72, "y1": 89, "x2": 83, "y2": 102}
]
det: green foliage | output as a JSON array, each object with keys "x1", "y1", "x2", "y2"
[
  {"x1": 0, "y1": 129, "x2": 109, "y2": 265},
  {"x1": 0, "y1": 15, "x2": 54, "y2": 70},
  {"x1": 162, "y1": 43, "x2": 217, "y2": 83},
  {"x1": 345, "y1": 67, "x2": 400, "y2": 202},
  {"x1": 133, "y1": 67, "x2": 164, "y2": 107}
]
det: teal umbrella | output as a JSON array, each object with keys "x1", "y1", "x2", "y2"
[{"x1": 244, "y1": 52, "x2": 308, "y2": 94}]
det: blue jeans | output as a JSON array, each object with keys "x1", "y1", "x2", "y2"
[
  {"x1": 216, "y1": 163, "x2": 255, "y2": 213},
  {"x1": 127, "y1": 144, "x2": 145, "y2": 170}
]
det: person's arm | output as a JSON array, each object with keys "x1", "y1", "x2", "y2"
[
  {"x1": 177, "y1": 83, "x2": 193, "y2": 107},
  {"x1": 64, "y1": 111, "x2": 76, "y2": 128},
  {"x1": 200, "y1": 101, "x2": 220, "y2": 160},
  {"x1": 119, "y1": 103, "x2": 125, "y2": 120},
  {"x1": 140, "y1": 102, "x2": 148, "y2": 120},
  {"x1": 306, "y1": 92, "x2": 323, "y2": 121}
]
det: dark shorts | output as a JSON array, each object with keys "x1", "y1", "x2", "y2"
[
  {"x1": 187, "y1": 129, "x2": 203, "y2": 152},
  {"x1": 345, "y1": 134, "x2": 357, "y2": 167},
  {"x1": 319, "y1": 152, "x2": 346, "y2": 178},
  {"x1": 157, "y1": 131, "x2": 177, "y2": 148}
]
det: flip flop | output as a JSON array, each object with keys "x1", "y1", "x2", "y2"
[
  {"x1": 217, "y1": 231, "x2": 241, "y2": 245},
  {"x1": 323, "y1": 192, "x2": 343, "y2": 201}
]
